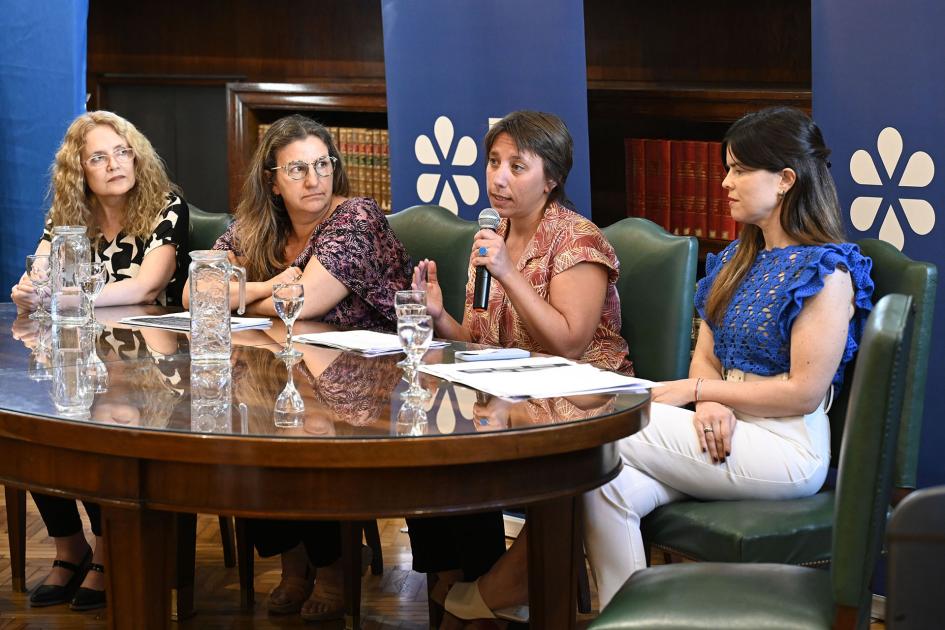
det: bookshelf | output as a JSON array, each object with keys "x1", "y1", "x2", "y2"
[{"x1": 226, "y1": 81, "x2": 388, "y2": 212}]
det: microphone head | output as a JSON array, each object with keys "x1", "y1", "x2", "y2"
[{"x1": 478, "y1": 208, "x2": 501, "y2": 230}]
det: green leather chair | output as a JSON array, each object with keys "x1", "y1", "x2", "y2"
[
  {"x1": 387, "y1": 204, "x2": 478, "y2": 322},
  {"x1": 591, "y1": 293, "x2": 914, "y2": 630},
  {"x1": 602, "y1": 217, "x2": 698, "y2": 381},
  {"x1": 641, "y1": 239, "x2": 937, "y2": 567},
  {"x1": 886, "y1": 484, "x2": 945, "y2": 629},
  {"x1": 189, "y1": 205, "x2": 234, "y2": 251}
]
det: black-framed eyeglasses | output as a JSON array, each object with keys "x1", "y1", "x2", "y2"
[
  {"x1": 85, "y1": 147, "x2": 134, "y2": 169},
  {"x1": 270, "y1": 156, "x2": 337, "y2": 180}
]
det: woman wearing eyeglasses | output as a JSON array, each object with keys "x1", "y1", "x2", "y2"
[
  {"x1": 11, "y1": 110, "x2": 188, "y2": 314},
  {"x1": 186, "y1": 114, "x2": 410, "y2": 328},
  {"x1": 9, "y1": 110, "x2": 187, "y2": 612},
  {"x1": 197, "y1": 114, "x2": 410, "y2": 621}
]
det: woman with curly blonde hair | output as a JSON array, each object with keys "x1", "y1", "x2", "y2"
[
  {"x1": 10, "y1": 111, "x2": 188, "y2": 612},
  {"x1": 12, "y1": 110, "x2": 188, "y2": 313}
]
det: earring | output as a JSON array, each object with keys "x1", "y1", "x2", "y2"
[{"x1": 777, "y1": 189, "x2": 786, "y2": 198}]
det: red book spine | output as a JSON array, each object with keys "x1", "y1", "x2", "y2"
[
  {"x1": 691, "y1": 141, "x2": 709, "y2": 238},
  {"x1": 707, "y1": 141, "x2": 724, "y2": 240},
  {"x1": 644, "y1": 139, "x2": 671, "y2": 230},
  {"x1": 670, "y1": 141, "x2": 685, "y2": 234},
  {"x1": 679, "y1": 141, "x2": 694, "y2": 235},
  {"x1": 625, "y1": 138, "x2": 646, "y2": 219}
]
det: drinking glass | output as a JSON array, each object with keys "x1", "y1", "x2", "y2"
[
  {"x1": 396, "y1": 398, "x2": 428, "y2": 436},
  {"x1": 273, "y1": 282, "x2": 304, "y2": 358},
  {"x1": 26, "y1": 254, "x2": 51, "y2": 321},
  {"x1": 82, "y1": 326, "x2": 109, "y2": 393},
  {"x1": 274, "y1": 354, "x2": 305, "y2": 428},
  {"x1": 394, "y1": 290, "x2": 426, "y2": 366},
  {"x1": 76, "y1": 262, "x2": 107, "y2": 330},
  {"x1": 397, "y1": 314, "x2": 433, "y2": 399}
]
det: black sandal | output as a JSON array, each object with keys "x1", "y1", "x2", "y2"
[
  {"x1": 70, "y1": 562, "x2": 107, "y2": 611},
  {"x1": 29, "y1": 547, "x2": 92, "y2": 607}
]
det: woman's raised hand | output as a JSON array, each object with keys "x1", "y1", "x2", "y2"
[
  {"x1": 412, "y1": 259, "x2": 443, "y2": 320},
  {"x1": 472, "y1": 229, "x2": 514, "y2": 281}
]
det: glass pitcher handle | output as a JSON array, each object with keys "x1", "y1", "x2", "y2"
[{"x1": 231, "y1": 265, "x2": 247, "y2": 315}]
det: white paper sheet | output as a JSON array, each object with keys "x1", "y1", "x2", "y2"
[
  {"x1": 293, "y1": 330, "x2": 448, "y2": 356},
  {"x1": 119, "y1": 312, "x2": 272, "y2": 331}
]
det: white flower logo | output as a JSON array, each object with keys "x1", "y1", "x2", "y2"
[
  {"x1": 415, "y1": 116, "x2": 479, "y2": 214},
  {"x1": 849, "y1": 127, "x2": 935, "y2": 250}
]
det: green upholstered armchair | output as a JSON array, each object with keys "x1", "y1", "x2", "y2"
[
  {"x1": 387, "y1": 204, "x2": 478, "y2": 322},
  {"x1": 188, "y1": 205, "x2": 234, "y2": 252},
  {"x1": 590, "y1": 293, "x2": 914, "y2": 630},
  {"x1": 602, "y1": 218, "x2": 698, "y2": 381},
  {"x1": 886, "y1": 485, "x2": 945, "y2": 629},
  {"x1": 640, "y1": 240, "x2": 937, "y2": 567}
]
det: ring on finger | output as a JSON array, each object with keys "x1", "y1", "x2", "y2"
[
  {"x1": 478, "y1": 246, "x2": 487, "y2": 256},
  {"x1": 703, "y1": 426, "x2": 714, "y2": 433}
]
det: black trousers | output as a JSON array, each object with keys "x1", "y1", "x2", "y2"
[
  {"x1": 406, "y1": 511, "x2": 506, "y2": 581},
  {"x1": 244, "y1": 518, "x2": 341, "y2": 568},
  {"x1": 31, "y1": 493, "x2": 102, "y2": 538}
]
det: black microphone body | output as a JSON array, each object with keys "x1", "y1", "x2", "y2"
[{"x1": 473, "y1": 208, "x2": 501, "y2": 311}]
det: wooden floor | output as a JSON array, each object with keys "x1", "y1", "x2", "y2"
[{"x1": 0, "y1": 492, "x2": 885, "y2": 629}]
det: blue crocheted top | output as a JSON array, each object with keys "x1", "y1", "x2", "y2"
[{"x1": 694, "y1": 240, "x2": 874, "y2": 386}]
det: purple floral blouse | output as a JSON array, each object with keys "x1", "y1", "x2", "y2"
[{"x1": 213, "y1": 197, "x2": 411, "y2": 331}]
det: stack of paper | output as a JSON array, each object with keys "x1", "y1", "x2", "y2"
[
  {"x1": 293, "y1": 330, "x2": 448, "y2": 356},
  {"x1": 120, "y1": 312, "x2": 272, "y2": 331},
  {"x1": 420, "y1": 356, "x2": 654, "y2": 399}
]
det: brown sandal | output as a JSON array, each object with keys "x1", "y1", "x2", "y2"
[
  {"x1": 267, "y1": 575, "x2": 314, "y2": 615},
  {"x1": 299, "y1": 564, "x2": 344, "y2": 622}
]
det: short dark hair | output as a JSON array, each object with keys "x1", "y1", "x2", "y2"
[{"x1": 484, "y1": 110, "x2": 573, "y2": 206}]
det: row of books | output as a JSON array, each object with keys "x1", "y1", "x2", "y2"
[
  {"x1": 625, "y1": 138, "x2": 739, "y2": 241},
  {"x1": 257, "y1": 125, "x2": 392, "y2": 213}
]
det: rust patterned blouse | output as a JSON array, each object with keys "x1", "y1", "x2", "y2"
[{"x1": 462, "y1": 202, "x2": 633, "y2": 375}]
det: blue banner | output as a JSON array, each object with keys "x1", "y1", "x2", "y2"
[
  {"x1": 813, "y1": 1, "x2": 944, "y2": 486},
  {"x1": 0, "y1": 0, "x2": 88, "y2": 291},
  {"x1": 381, "y1": 0, "x2": 591, "y2": 220}
]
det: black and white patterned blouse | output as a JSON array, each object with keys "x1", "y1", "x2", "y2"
[{"x1": 42, "y1": 193, "x2": 189, "y2": 305}]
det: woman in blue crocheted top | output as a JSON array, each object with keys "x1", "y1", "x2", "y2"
[{"x1": 583, "y1": 107, "x2": 875, "y2": 609}]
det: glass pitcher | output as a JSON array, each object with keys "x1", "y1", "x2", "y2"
[
  {"x1": 188, "y1": 250, "x2": 246, "y2": 362},
  {"x1": 50, "y1": 325, "x2": 94, "y2": 418},
  {"x1": 50, "y1": 226, "x2": 91, "y2": 325}
]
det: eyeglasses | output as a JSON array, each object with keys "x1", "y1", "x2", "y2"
[
  {"x1": 270, "y1": 156, "x2": 337, "y2": 180},
  {"x1": 85, "y1": 147, "x2": 135, "y2": 169}
]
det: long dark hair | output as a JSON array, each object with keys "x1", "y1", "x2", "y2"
[
  {"x1": 705, "y1": 107, "x2": 847, "y2": 325},
  {"x1": 235, "y1": 115, "x2": 349, "y2": 281}
]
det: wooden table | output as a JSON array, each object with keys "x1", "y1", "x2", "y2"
[{"x1": 0, "y1": 304, "x2": 648, "y2": 629}]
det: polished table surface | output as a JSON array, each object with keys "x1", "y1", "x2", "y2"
[{"x1": 0, "y1": 303, "x2": 648, "y2": 628}]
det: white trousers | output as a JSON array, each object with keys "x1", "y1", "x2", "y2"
[{"x1": 583, "y1": 372, "x2": 830, "y2": 607}]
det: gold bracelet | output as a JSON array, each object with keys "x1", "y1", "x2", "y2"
[{"x1": 694, "y1": 378, "x2": 704, "y2": 402}]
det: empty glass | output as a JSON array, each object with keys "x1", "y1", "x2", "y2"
[
  {"x1": 273, "y1": 282, "x2": 304, "y2": 358},
  {"x1": 26, "y1": 254, "x2": 51, "y2": 321},
  {"x1": 274, "y1": 354, "x2": 305, "y2": 428},
  {"x1": 77, "y1": 262, "x2": 107, "y2": 330}
]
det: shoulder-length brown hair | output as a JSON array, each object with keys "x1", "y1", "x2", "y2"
[
  {"x1": 47, "y1": 110, "x2": 179, "y2": 242},
  {"x1": 704, "y1": 107, "x2": 847, "y2": 325},
  {"x1": 484, "y1": 110, "x2": 573, "y2": 208},
  {"x1": 234, "y1": 115, "x2": 349, "y2": 281}
]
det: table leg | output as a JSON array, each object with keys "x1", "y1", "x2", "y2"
[
  {"x1": 5, "y1": 486, "x2": 27, "y2": 592},
  {"x1": 527, "y1": 496, "x2": 579, "y2": 629},
  {"x1": 101, "y1": 505, "x2": 174, "y2": 630},
  {"x1": 341, "y1": 521, "x2": 362, "y2": 630},
  {"x1": 173, "y1": 513, "x2": 196, "y2": 620}
]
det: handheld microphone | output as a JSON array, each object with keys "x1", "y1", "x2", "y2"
[{"x1": 473, "y1": 208, "x2": 501, "y2": 311}]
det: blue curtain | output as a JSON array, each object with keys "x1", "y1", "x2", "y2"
[{"x1": 0, "y1": 0, "x2": 88, "y2": 291}]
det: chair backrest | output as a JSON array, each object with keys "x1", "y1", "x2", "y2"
[
  {"x1": 826, "y1": 240, "x2": 937, "y2": 480},
  {"x1": 830, "y1": 293, "x2": 913, "y2": 628},
  {"x1": 189, "y1": 205, "x2": 235, "y2": 252},
  {"x1": 886, "y1": 484, "x2": 945, "y2": 629},
  {"x1": 602, "y1": 217, "x2": 698, "y2": 381},
  {"x1": 387, "y1": 204, "x2": 478, "y2": 322}
]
